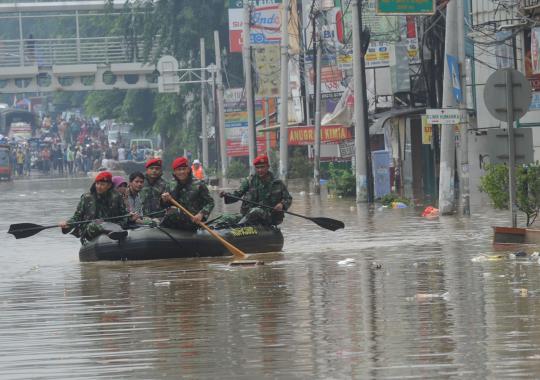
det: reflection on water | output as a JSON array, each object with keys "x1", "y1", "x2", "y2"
[{"x1": 1, "y1": 177, "x2": 540, "y2": 378}]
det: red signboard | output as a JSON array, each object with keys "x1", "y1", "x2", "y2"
[
  {"x1": 226, "y1": 133, "x2": 277, "y2": 157},
  {"x1": 288, "y1": 125, "x2": 353, "y2": 145}
]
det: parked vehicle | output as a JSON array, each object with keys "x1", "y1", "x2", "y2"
[{"x1": 0, "y1": 144, "x2": 12, "y2": 180}]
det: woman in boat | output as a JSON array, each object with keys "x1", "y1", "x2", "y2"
[{"x1": 160, "y1": 156, "x2": 215, "y2": 231}]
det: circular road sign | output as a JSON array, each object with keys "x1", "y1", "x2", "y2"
[{"x1": 484, "y1": 68, "x2": 532, "y2": 122}]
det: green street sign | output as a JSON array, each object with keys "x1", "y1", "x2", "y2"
[{"x1": 376, "y1": 0, "x2": 435, "y2": 15}]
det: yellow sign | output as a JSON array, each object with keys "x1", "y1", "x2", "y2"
[{"x1": 421, "y1": 115, "x2": 432, "y2": 145}]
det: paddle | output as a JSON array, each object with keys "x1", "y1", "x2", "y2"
[
  {"x1": 8, "y1": 210, "x2": 163, "y2": 240},
  {"x1": 166, "y1": 197, "x2": 248, "y2": 260},
  {"x1": 223, "y1": 193, "x2": 345, "y2": 231}
]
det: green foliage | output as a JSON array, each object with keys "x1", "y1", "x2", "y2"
[
  {"x1": 288, "y1": 147, "x2": 313, "y2": 179},
  {"x1": 480, "y1": 163, "x2": 540, "y2": 226},
  {"x1": 379, "y1": 192, "x2": 410, "y2": 206},
  {"x1": 327, "y1": 162, "x2": 355, "y2": 197},
  {"x1": 83, "y1": 90, "x2": 126, "y2": 120},
  {"x1": 120, "y1": 90, "x2": 155, "y2": 132},
  {"x1": 226, "y1": 158, "x2": 248, "y2": 179},
  {"x1": 479, "y1": 164, "x2": 509, "y2": 209}
]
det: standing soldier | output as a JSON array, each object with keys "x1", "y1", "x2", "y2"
[
  {"x1": 139, "y1": 157, "x2": 168, "y2": 216},
  {"x1": 220, "y1": 154, "x2": 292, "y2": 226},
  {"x1": 59, "y1": 171, "x2": 136, "y2": 242},
  {"x1": 161, "y1": 156, "x2": 215, "y2": 231}
]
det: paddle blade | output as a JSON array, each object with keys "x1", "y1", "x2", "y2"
[
  {"x1": 8, "y1": 223, "x2": 47, "y2": 239},
  {"x1": 310, "y1": 217, "x2": 345, "y2": 231}
]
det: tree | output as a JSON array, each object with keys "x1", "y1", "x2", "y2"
[{"x1": 480, "y1": 163, "x2": 540, "y2": 226}]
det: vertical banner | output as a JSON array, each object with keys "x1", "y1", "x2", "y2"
[
  {"x1": 253, "y1": 46, "x2": 280, "y2": 98},
  {"x1": 421, "y1": 115, "x2": 432, "y2": 145}
]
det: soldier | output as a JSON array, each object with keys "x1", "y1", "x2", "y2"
[
  {"x1": 219, "y1": 154, "x2": 292, "y2": 226},
  {"x1": 59, "y1": 171, "x2": 137, "y2": 242},
  {"x1": 161, "y1": 156, "x2": 215, "y2": 231},
  {"x1": 139, "y1": 157, "x2": 168, "y2": 216}
]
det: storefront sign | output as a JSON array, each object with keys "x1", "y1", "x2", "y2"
[{"x1": 288, "y1": 125, "x2": 353, "y2": 145}]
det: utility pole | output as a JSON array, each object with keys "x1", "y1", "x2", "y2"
[
  {"x1": 456, "y1": 0, "x2": 470, "y2": 215},
  {"x1": 243, "y1": 0, "x2": 257, "y2": 170},
  {"x1": 438, "y1": 0, "x2": 458, "y2": 214},
  {"x1": 352, "y1": 0, "x2": 368, "y2": 202},
  {"x1": 214, "y1": 30, "x2": 228, "y2": 178},
  {"x1": 279, "y1": 0, "x2": 290, "y2": 183},
  {"x1": 200, "y1": 38, "x2": 209, "y2": 167},
  {"x1": 313, "y1": 9, "x2": 322, "y2": 194},
  {"x1": 264, "y1": 98, "x2": 271, "y2": 167}
]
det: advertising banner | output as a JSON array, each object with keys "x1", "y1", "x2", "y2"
[
  {"x1": 254, "y1": 45, "x2": 281, "y2": 98},
  {"x1": 224, "y1": 88, "x2": 277, "y2": 157},
  {"x1": 228, "y1": 2, "x2": 282, "y2": 53}
]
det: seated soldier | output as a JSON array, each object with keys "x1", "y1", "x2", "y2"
[
  {"x1": 160, "y1": 156, "x2": 215, "y2": 231},
  {"x1": 59, "y1": 171, "x2": 137, "y2": 242},
  {"x1": 219, "y1": 154, "x2": 292, "y2": 226}
]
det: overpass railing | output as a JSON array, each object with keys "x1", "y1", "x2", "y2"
[{"x1": 0, "y1": 36, "x2": 155, "y2": 67}]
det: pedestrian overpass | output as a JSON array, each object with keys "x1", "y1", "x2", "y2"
[{"x1": 0, "y1": 1, "x2": 164, "y2": 94}]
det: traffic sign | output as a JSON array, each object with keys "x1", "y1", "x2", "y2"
[
  {"x1": 425, "y1": 108, "x2": 465, "y2": 124},
  {"x1": 157, "y1": 55, "x2": 180, "y2": 94},
  {"x1": 377, "y1": 0, "x2": 435, "y2": 15},
  {"x1": 484, "y1": 68, "x2": 532, "y2": 122}
]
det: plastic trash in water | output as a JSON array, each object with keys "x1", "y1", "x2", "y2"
[
  {"x1": 337, "y1": 258, "x2": 355, "y2": 266},
  {"x1": 391, "y1": 201, "x2": 407, "y2": 209},
  {"x1": 421, "y1": 206, "x2": 439, "y2": 218}
]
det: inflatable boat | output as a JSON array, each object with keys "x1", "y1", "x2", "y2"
[{"x1": 79, "y1": 224, "x2": 284, "y2": 261}]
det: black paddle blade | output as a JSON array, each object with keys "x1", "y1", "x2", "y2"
[
  {"x1": 309, "y1": 217, "x2": 345, "y2": 231},
  {"x1": 8, "y1": 223, "x2": 47, "y2": 239}
]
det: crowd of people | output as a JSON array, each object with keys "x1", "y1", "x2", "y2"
[
  {"x1": 60, "y1": 154, "x2": 293, "y2": 243},
  {"x1": 3, "y1": 114, "x2": 160, "y2": 178}
]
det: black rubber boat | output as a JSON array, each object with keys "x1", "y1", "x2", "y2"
[{"x1": 79, "y1": 225, "x2": 284, "y2": 261}]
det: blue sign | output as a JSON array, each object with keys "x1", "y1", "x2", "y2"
[{"x1": 446, "y1": 54, "x2": 462, "y2": 104}]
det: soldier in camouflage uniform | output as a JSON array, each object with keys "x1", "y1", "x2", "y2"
[
  {"x1": 59, "y1": 171, "x2": 136, "y2": 243},
  {"x1": 160, "y1": 156, "x2": 215, "y2": 231},
  {"x1": 219, "y1": 154, "x2": 292, "y2": 226},
  {"x1": 139, "y1": 158, "x2": 168, "y2": 217}
]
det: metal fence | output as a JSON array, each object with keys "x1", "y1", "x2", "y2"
[{"x1": 0, "y1": 36, "x2": 154, "y2": 67}]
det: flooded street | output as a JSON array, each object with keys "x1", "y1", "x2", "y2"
[{"x1": 2, "y1": 177, "x2": 540, "y2": 379}]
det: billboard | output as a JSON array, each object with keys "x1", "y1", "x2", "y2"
[
  {"x1": 224, "y1": 88, "x2": 277, "y2": 157},
  {"x1": 228, "y1": 2, "x2": 282, "y2": 53}
]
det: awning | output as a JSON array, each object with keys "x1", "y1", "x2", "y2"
[{"x1": 368, "y1": 107, "x2": 426, "y2": 134}]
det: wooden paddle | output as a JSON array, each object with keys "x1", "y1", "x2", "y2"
[
  {"x1": 223, "y1": 193, "x2": 345, "y2": 231},
  {"x1": 8, "y1": 210, "x2": 163, "y2": 240},
  {"x1": 166, "y1": 197, "x2": 248, "y2": 260}
]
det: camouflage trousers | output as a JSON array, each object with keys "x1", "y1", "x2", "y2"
[
  {"x1": 78, "y1": 222, "x2": 124, "y2": 242},
  {"x1": 214, "y1": 208, "x2": 284, "y2": 226},
  {"x1": 160, "y1": 208, "x2": 199, "y2": 232}
]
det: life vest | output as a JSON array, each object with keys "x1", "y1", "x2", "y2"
[{"x1": 191, "y1": 165, "x2": 204, "y2": 180}]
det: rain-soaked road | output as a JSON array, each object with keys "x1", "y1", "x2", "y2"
[{"x1": 1, "y1": 176, "x2": 540, "y2": 379}]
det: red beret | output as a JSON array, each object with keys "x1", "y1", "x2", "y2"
[
  {"x1": 145, "y1": 158, "x2": 162, "y2": 168},
  {"x1": 172, "y1": 156, "x2": 189, "y2": 169},
  {"x1": 253, "y1": 155, "x2": 269, "y2": 166},
  {"x1": 95, "y1": 171, "x2": 112, "y2": 183}
]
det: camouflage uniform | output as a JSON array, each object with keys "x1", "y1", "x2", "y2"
[
  {"x1": 139, "y1": 176, "x2": 168, "y2": 216},
  {"x1": 225, "y1": 171, "x2": 292, "y2": 225},
  {"x1": 67, "y1": 185, "x2": 129, "y2": 242},
  {"x1": 161, "y1": 175, "x2": 215, "y2": 231}
]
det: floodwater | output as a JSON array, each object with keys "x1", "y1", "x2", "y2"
[{"x1": 1, "y1": 177, "x2": 540, "y2": 379}]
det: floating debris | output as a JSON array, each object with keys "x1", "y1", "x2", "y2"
[{"x1": 337, "y1": 258, "x2": 355, "y2": 266}]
